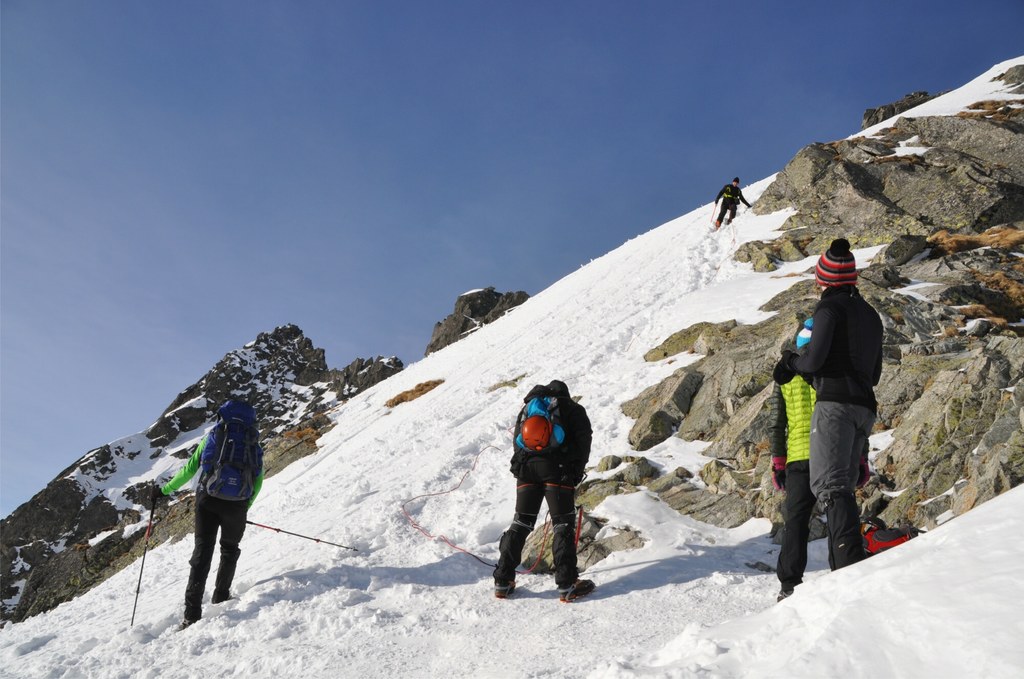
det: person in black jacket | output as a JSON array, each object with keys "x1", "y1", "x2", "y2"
[
  {"x1": 776, "y1": 238, "x2": 882, "y2": 571},
  {"x1": 493, "y1": 380, "x2": 594, "y2": 602},
  {"x1": 714, "y1": 177, "x2": 752, "y2": 229}
]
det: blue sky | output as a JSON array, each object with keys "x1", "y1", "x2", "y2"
[{"x1": 2, "y1": 0, "x2": 1021, "y2": 515}]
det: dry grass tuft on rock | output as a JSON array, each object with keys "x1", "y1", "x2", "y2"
[
  {"x1": 927, "y1": 225, "x2": 1024, "y2": 256},
  {"x1": 956, "y1": 100, "x2": 1024, "y2": 122},
  {"x1": 385, "y1": 379, "x2": 445, "y2": 408},
  {"x1": 488, "y1": 373, "x2": 527, "y2": 392},
  {"x1": 977, "y1": 271, "x2": 1024, "y2": 312}
]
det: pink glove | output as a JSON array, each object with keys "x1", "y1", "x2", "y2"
[{"x1": 771, "y1": 456, "x2": 787, "y2": 491}]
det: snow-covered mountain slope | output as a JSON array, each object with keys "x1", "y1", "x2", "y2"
[
  {"x1": 1, "y1": 58, "x2": 1022, "y2": 678},
  {"x1": 1, "y1": 325, "x2": 343, "y2": 621}
]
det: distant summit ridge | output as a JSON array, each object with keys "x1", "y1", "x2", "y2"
[
  {"x1": 0, "y1": 324, "x2": 401, "y2": 622},
  {"x1": 425, "y1": 287, "x2": 529, "y2": 355}
]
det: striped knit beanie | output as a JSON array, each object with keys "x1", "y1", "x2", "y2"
[{"x1": 815, "y1": 238, "x2": 857, "y2": 286}]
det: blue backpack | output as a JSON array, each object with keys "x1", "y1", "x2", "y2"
[
  {"x1": 514, "y1": 397, "x2": 566, "y2": 455},
  {"x1": 201, "y1": 400, "x2": 263, "y2": 501}
]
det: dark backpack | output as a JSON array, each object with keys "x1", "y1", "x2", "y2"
[
  {"x1": 861, "y1": 517, "x2": 920, "y2": 555},
  {"x1": 201, "y1": 400, "x2": 263, "y2": 501}
]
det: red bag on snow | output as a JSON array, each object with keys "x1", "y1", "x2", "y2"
[{"x1": 861, "y1": 517, "x2": 920, "y2": 555}]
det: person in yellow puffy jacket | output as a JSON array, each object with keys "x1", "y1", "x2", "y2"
[{"x1": 768, "y1": 319, "x2": 816, "y2": 601}]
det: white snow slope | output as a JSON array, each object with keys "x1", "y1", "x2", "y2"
[{"x1": 2, "y1": 57, "x2": 1023, "y2": 679}]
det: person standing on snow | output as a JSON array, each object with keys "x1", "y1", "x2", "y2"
[
  {"x1": 714, "y1": 177, "x2": 752, "y2": 229},
  {"x1": 768, "y1": 318, "x2": 817, "y2": 601},
  {"x1": 160, "y1": 399, "x2": 265, "y2": 628},
  {"x1": 493, "y1": 380, "x2": 594, "y2": 602},
  {"x1": 776, "y1": 238, "x2": 882, "y2": 571}
]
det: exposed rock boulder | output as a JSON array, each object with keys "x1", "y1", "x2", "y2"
[
  {"x1": 618, "y1": 221, "x2": 1022, "y2": 535},
  {"x1": 862, "y1": 91, "x2": 943, "y2": 129},
  {"x1": 425, "y1": 287, "x2": 529, "y2": 355},
  {"x1": 876, "y1": 335, "x2": 1024, "y2": 528},
  {"x1": 329, "y1": 356, "x2": 404, "y2": 399},
  {"x1": 657, "y1": 482, "x2": 752, "y2": 529},
  {"x1": 520, "y1": 512, "x2": 644, "y2": 575},
  {"x1": 644, "y1": 320, "x2": 737, "y2": 361},
  {"x1": 620, "y1": 370, "x2": 704, "y2": 451},
  {"x1": 882, "y1": 235, "x2": 929, "y2": 266},
  {"x1": 753, "y1": 115, "x2": 1024, "y2": 250}
]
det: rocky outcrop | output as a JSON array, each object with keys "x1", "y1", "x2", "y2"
[
  {"x1": 425, "y1": 287, "x2": 529, "y2": 355},
  {"x1": 620, "y1": 226, "x2": 1023, "y2": 536},
  {"x1": 862, "y1": 91, "x2": 943, "y2": 129},
  {"x1": 753, "y1": 112, "x2": 1024, "y2": 253},
  {"x1": 0, "y1": 325, "x2": 401, "y2": 623},
  {"x1": 329, "y1": 356, "x2": 404, "y2": 400},
  {"x1": 521, "y1": 512, "x2": 645, "y2": 575}
]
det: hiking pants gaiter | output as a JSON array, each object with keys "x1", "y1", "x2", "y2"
[
  {"x1": 809, "y1": 401, "x2": 873, "y2": 570},
  {"x1": 776, "y1": 460, "x2": 816, "y2": 591},
  {"x1": 494, "y1": 461, "x2": 578, "y2": 589},
  {"x1": 184, "y1": 494, "x2": 248, "y2": 620}
]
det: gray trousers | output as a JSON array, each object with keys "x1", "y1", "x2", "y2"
[{"x1": 809, "y1": 401, "x2": 873, "y2": 569}]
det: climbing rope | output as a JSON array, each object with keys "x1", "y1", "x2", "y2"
[{"x1": 399, "y1": 444, "x2": 560, "y2": 574}]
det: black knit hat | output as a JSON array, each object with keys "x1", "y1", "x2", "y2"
[
  {"x1": 732, "y1": 177, "x2": 740, "y2": 183},
  {"x1": 815, "y1": 238, "x2": 857, "y2": 286}
]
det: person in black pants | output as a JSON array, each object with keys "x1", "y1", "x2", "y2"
[
  {"x1": 494, "y1": 380, "x2": 593, "y2": 602},
  {"x1": 184, "y1": 498, "x2": 249, "y2": 618},
  {"x1": 161, "y1": 399, "x2": 264, "y2": 628},
  {"x1": 714, "y1": 177, "x2": 752, "y2": 229},
  {"x1": 769, "y1": 319, "x2": 817, "y2": 601}
]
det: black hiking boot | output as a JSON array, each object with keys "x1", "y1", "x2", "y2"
[
  {"x1": 178, "y1": 616, "x2": 199, "y2": 631},
  {"x1": 211, "y1": 590, "x2": 233, "y2": 604},
  {"x1": 494, "y1": 580, "x2": 516, "y2": 599},
  {"x1": 558, "y1": 579, "x2": 595, "y2": 603},
  {"x1": 777, "y1": 587, "x2": 794, "y2": 602}
]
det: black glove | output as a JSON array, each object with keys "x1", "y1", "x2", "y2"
[
  {"x1": 150, "y1": 483, "x2": 164, "y2": 505},
  {"x1": 781, "y1": 349, "x2": 798, "y2": 370},
  {"x1": 773, "y1": 358, "x2": 795, "y2": 385},
  {"x1": 571, "y1": 463, "x2": 587, "y2": 486}
]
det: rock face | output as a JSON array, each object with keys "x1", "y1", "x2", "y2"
[
  {"x1": 611, "y1": 70, "x2": 1024, "y2": 542},
  {"x1": 329, "y1": 356, "x2": 404, "y2": 400},
  {"x1": 862, "y1": 91, "x2": 943, "y2": 129},
  {"x1": 753, "y1": 76, "x2": 1024, "y2": 259},
  {"x1": 0, "y1": 325, "x2": 402, "y2": 623},
  {"x1": 425, "y1": 287, "x2": 529, "y2": 355},
  {"x1": 621, "y1": 226, "x2": 1023, "y2": 535}
]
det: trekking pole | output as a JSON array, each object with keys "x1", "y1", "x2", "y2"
[
  {"x1": 130, "y1": 482, "x2": 158, "y2": 627},
  {"x1": 574, "y1": 505, "x2": 584, "y2": 549},
  {"x1": 246, "y1": 520, "x2": 357, "y2": 551}
]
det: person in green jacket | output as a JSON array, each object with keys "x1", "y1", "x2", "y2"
[
  {"x1": 161, "y1": 399, "x2": 264, "y2": 628},
  {"x1": 769, "y1": 319, "x2": 816, "y2": 602}
]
